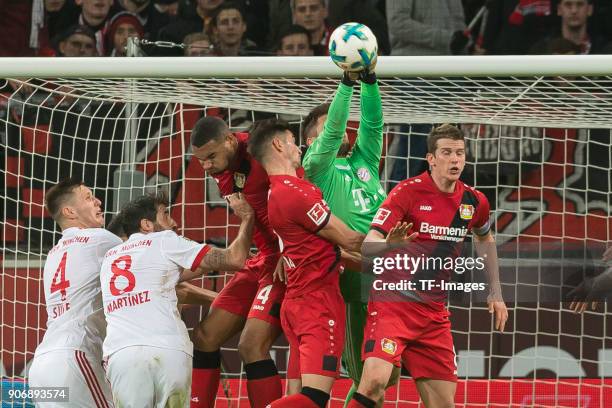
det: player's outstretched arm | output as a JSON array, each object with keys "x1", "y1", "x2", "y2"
[
  {"x1": 182, "y1": 193, "x2": 254, "y2": 280},
  {"x1": 317, "y1": 214, "x2": 365, "y2": 253},
  {"x1": 176, "y1": 281, "x2": 218, "y2": 305},
  {"x1": 474, "y1": 231, "x2": 508, "y2": 332},
  {"x1": 302, "y1": 76, "x2": 354, "y2": 181},
  {"x1": 353, "y1": 68, "x2": 384, "y2": 170}
]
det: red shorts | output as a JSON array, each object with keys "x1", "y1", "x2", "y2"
[
  {"x1": 362, "y1": 301, "x2": 457, "y2": 382},
  {"x1": 282, "y1": 283, "x2": 346, "y2": 379},
  {"x1": 211, "y1": 254, "x2": 284, "y2": 327}
]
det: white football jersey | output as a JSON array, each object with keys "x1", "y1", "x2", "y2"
[
  {"x1": 100, "y1": 230, "x2": 209, "y2": 358},
  {"x1": 35, "y1": 227, "x2": 122, "y2": 358}
]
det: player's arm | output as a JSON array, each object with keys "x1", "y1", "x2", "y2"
[
  {"x1": 302, "y1": 79, "x2": 354, "y2": 181},
  {"x1": 181, "y1": 194, "x2": 254, "y2": 280},
  {"x1": 351, "y1": 71, "x2": 384, "y2": 171},
  {"x1": 176, "y1": 281, "x2": 218, "y2": 305},
  {"x1": 474, "y1": 229, "x2": 507, "y2": 333},
  {"x1": 568, "y1": 248, "x2": 612, "y2": 313},
  {"x1": 317, "y1": 214, "x2": 365, "y2": 253}
]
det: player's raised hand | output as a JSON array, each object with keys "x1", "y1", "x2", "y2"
[
  {"x1": 568, "y1": 276, "x2": 601, "y2": 314},
  {"x1": 386, "y1": 222, "x2": 417, "y2": 244},
  {"x1": 488, "y1": 300, "x2": 508, "y2": 332},
  {"x1": 273, "y1": 256, "x2": 287, "y2": 284},
  {"x1": 227, "y1": 193, "x2": 253, "y2": 220}
]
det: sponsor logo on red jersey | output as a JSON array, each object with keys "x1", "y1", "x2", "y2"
[
  {"x1": 460, "y1": 204, "x2": 474, "y2": 220},
  {"x1": 372, "y1": 208, "x2": 391, "y2": 225},
  {"x1": 307, "y1": 202, "x2": 328, "y2": 226},
  {"x1": 381, "y1": 338, "x2": 397, "y2": 355}
]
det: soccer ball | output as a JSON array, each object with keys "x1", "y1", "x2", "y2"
[{"x1": 329, "y1": 22, "x2": 378, "y2": 72}]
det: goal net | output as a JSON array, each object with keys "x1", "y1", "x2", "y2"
[{"x1": 1, "y1": 56, "x2": 611, "y2": 407}]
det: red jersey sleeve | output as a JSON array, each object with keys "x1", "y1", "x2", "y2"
[
  {"x1": 471, "y1": 189, "x2": 491, "y2": 236},
  {"x1": 286, "y1": 187, "x2": 331, "y2": 234},
  {"x1": 370, "y1": 183, "x2": 411, "y2": 236}
]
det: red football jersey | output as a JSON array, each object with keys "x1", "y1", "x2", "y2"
[
  {"x1": 371, "y1": 171, "x2": 491, "y2": 241},
  {"x1": 212, "y1": 133, "x2": 279, "y2": 257},
  {"x1": 268, "y1": 175, "x2": 341, "y2": 298},
  {"x1": 370, "y1": 171, "x2": 491, "y2": 307}
]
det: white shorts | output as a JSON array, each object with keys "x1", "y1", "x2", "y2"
[
  {"x1": 28, "y1": 349, "x2": 112, "y2": 408},
  {"x1": 106, "y1": 346, "x2": 192, "y2": 408}
]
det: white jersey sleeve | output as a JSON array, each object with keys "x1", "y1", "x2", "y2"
[
  {"x1": 101, "y1": 230, "x2": 208, "y2": 358},
  {"x1": 161, "y1": 232, "x2": 211, "y2": 271},
  {"x1": 35, "y1": 228, "x2": 122, "y2": 358}
]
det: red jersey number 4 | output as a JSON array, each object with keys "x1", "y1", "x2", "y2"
[{"x1": 51, "y1": 252, "x2": 71, "y2": 301}]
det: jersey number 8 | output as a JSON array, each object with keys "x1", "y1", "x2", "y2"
[{"x1": 110, "y1": 255, "x2": 136, "y2": 296}]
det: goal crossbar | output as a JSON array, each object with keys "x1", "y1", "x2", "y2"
[{"x1": 3, "y1": 55, "x2": 612, "y2": 128}]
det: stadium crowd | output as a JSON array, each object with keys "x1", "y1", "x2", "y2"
[{"x1": 1, "y1": 0, "x2": 611, "y2": 58}]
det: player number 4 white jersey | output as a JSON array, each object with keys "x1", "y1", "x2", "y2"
[
  {"x1": 100, "y1": 230, "x2": 209, "y2": 358},
  {"x1": 36, "y1": 228, "x2": 122, "y2": 358}
]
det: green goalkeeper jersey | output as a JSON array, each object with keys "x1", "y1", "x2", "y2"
[{"x1": 302, "y1": 81, "x2": 385, "y2": 235}]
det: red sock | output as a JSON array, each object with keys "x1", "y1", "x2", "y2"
[
  {"x1": 347, "y1": 400, "x2": 368, "y2": 408},
  {"x1": 267, "y1": 393, "x2": 319, "y2": 407},
  {"x1": 245, "y1": 359, "x2": 282, "y2": 408},
  {"x1": 190, "y1": 350, "x2": 221, "y2": 408}
]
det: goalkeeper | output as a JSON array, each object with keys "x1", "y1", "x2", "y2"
[{"x1": 301, "y1": 63, "x2": 395, "y2": 406}]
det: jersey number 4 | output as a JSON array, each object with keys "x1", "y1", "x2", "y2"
[
  {"x1": 110, "y1": 255, "x2": 136, "y2": 296},
  {"x1": 51, "y1": 252, "x2": 71, "y2": 301}
]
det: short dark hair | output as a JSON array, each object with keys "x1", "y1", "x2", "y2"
[
  {"x1": 301, "y1": 103, "x2": 330, "y2": 140},
  {"x1": 427, "y1": 124, "x2": 465, "y2": 154},
  {"x1": 191, "y1": 116, "x2": 229, "y2": 148},
  {"x1": 107, "y1": 213, "x2": 125, "y2": 238},
  {"x1": 45, "y1": 177, "x2": 84, "y2": 221},
  {"x1": 248, "y1": 118, "x2": 293, "y2": 164},
  {"x1": 119, "y1": 192, "x2": 169, "y2": 237},
  {"x1": 277, "y1": 24, "x2": 312, "y2": 51},
  {"x1": 211, "y1": 2, "x2": 246, "y2": 28}
]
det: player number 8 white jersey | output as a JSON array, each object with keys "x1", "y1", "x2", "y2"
[{"x1": 100, "y1": 230, "x2": 209, "y2": 358}]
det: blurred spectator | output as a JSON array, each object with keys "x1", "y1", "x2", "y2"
[
  {"x1": 210, "y1": 2, "x2": 256, "y2": 55},
  {"x1": 482, "y1": 1, "x2": 555, "y2": 55},
  {"x1": 276, "y1": 24, "x2": 313, "y2": 55},
  {"x1": 0, "y1": 0, "x2": 34, "y2": 56},
  {"x1": 45, "y1": 0, "x2": 81, "y2": 41},
  {"x1": 156, "y1": 0, "x2": 223, "y2": 55},
  {"x1": 327, "y1": 0, "x2": 391, "y2": 55},
  {"x1": 291, "y1": 0, "x2": 330, "y2": 55},
  {"x1": 266, "y1": 0, "x2": 291, "y2": 50},
  {"x1": 531, "y1": 0, "x2": 605, "y2": 54},
  {"x1": 544, "y1": 36, "x2": 582, "y2": 53},
  {"x1": 106, "y1": 11, "x2": 145, "y2": 56},
  {"x1": 242, "y1": 0, "x2": 269, "y2": 50},
  {"x1": 386, "y1": 0, "x2": 466, "y2": 186},
  {"x1": 183, "y1": 31, "x2": 214, "y2": 55},
  {"x1": 75, "y1": 0, "x2": 114, "y2": 55},
  {"x1": 55, "y1": 24, "x2": 98, "y2": 56},
  {"x1": 386, "y1": 0, "x2": 467, "y2": 55},
  {"x1": 115, "y1": 0, "x2": 173, "y2": 40},
  {"x1": 155, "y1": 0, "x2": 179, "y2": 16}
]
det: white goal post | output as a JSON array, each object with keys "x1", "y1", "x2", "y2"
[{"x1": 1, "y1": 55, "x2": 611, "y2": 407}]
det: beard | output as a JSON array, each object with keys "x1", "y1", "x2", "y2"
[{"x1": 337, "y1": 142, "x2": 351, "y2": 157}]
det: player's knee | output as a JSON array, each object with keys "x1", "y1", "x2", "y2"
[
  {"x1": 193, "y1": 324, "x2": 221, "y2": 351},
  {"x1": 359, "y1": 377, "x2": 387, "y2": 400},
  {"x1": 237, "y1": 334, "x2": 269, "y2": 362}
]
